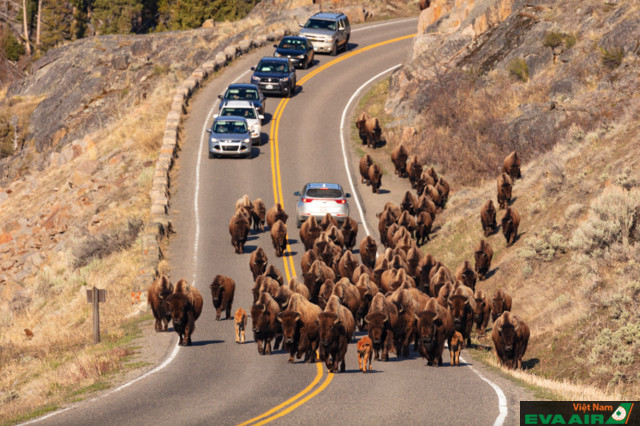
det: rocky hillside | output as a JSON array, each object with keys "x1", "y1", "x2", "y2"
[{"x1": 382, "y1": 0, "x2": 639, "y2": 396}]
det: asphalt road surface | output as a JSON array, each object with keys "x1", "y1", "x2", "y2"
[{"x1": 31, "y1": 17, "x2": 535, "y2": 426}]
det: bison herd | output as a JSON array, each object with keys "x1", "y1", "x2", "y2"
[{"x1": 148, "y1": 137, "x2": 530, "y2": 372}]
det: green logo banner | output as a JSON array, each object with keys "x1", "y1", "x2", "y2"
[{"x1": 521, "y1": 401, "x2": 637, "y2": 425}]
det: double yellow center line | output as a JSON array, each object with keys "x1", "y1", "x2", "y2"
[{"x1": 242, "y1": 32, "x2": 416, "y2": 426}]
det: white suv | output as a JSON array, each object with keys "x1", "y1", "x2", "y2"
[{"x1": 215, "y1": 100, "x2": 264, "y2": 145}]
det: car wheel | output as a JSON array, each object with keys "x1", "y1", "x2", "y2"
[
  {"x1": 330, "y1": 42, "x2": 337, "y2": 56},
  {"x1": 208, "y1": 152, "x2": 214, "y2": 159},
  {"x1": 288, "y1": 83, "x2": 295, "y2": 98},
  {"x1": 297, "y1": 217, "x2": 303, "y2": 229}
]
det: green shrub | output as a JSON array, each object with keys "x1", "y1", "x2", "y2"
[
  {"x1": 571, "y1": 186, "x2": 640, "y2": 256},
  {"x1": 2, "y1": 32, "x2": 25, "y2": 61},
  {"x1": 508, "y1": 57, "x2": 529, "y2": 82},
  {"x1": 543, "y1": 31, "x2": 564, "y2": 49},
  {"x1": 599, "y1": 45, "x2": 625, "y2": 69},
  {"x1": 522, "y1": 230, "x2": 567, "y2": 261}
]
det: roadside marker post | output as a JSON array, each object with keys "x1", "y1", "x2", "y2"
[{"x1": 86, "y1": 287, "x2": 106, "y2": 344}]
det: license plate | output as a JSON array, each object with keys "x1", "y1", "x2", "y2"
[{"x1": 266, "y1": 84, "x2": 273, "y2": 90}]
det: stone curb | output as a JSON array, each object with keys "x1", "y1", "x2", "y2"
[{"x1": 136, "y1": 24, "x2": 289, "y2": 294}]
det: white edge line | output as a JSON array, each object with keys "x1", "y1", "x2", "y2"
[
  {"x1": 339, "y1": 67, "x2": 508, "y2": 426},
  {"x1": 353, "y1": 17, "x2": 417, "y2": 33}
]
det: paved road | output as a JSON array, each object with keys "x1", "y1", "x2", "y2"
[{"x1": 32, "y1": 17, "x2": 535, "y2": 426}]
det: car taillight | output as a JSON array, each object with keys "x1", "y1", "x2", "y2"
[
  {"x1": 302, "y1": 198, "x2": 313, "y2": 203},
  {"x1": 335, "y1": 199, "x2": 346, "y2": 204}
]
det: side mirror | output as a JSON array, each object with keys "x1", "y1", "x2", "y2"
[
  {"x1": 206, "y1": 128, "x2": 211, "y2": 133},
  {"x1": 293, "y1": 191, "x2": 301, "y2": 197},
  {"x1": 273, "y1": 44, "x2": 278, "y2": 48},
  {"x1": 259, "y1": 115, "x2": 265, "y2": 121},
  {"x1": 345, "y1": 193, "x2": 352, "y2": 198},
  {"x1": 217, "y1": 94, "x2": 223, "y2": 100},
  {"x1": 213, "y1": 114, "x2": 219, "y2": 119},
  {"x1": 339, "y1": 26, "x2": 345, "y2": 31},
  {"x1": 251, "y1": 67, "x2": 256, "y2": 71},
  {"x1": 299, "y1": 23, "x2": 304, "y2": 28}
]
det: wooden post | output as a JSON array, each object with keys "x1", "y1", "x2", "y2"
[{"x1": 86, "y1": 287, "x2": 106, "y2": 344}]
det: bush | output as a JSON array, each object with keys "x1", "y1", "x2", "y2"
[
  {"x1": 599, "y1": 45, "x2": 624, "y2": 69},
  {"x1": 522, "y1": 229, "x2": 567, "y2": 261},
  {"x1": 73, "y1": 218, "x2": 143, "y2": 268},
  {"x1": 2, "y1": 32, "x2": 25, "y2": 61},
  {"x1": 508, "y1": 57, "x2": 529, "y2": 82},
  {"x1": 543, "y1": 31, "x2": 577, "y2": 50},
  {"x1": 571, "y1": 186, "x2": 640, "y2": 256}
]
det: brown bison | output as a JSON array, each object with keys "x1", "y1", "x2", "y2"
[
  {"x1": 332, "y1": 278, "x2": 361, "y2": 324},
  {"x1": 148, "y1": 275, "x2": 174, "y2": 332},
  {"x1": 229, "y1": 211, "x2": 250, "y2": 254},
  {"x1": 407, "y1": 155, "x2": 423, "y2": 189},
  {"x1": 209, "y1": 275, "x2": 235, "y2": 321},
  {"x1": 496, "y1": 172, "x2": 513, "y2": 210},
  {"x1": 303, "y1": 260, "x2": 336, "y2": 303},
  {"x1": 424, "y1": 184, "x2": 442, "y2": 208},
  {"x1": 251, "y1": 292, "x2": 282, "y2": 355},
  {"x1": 234, "y1": 308, "x2": 247, "y2": 343},
  {"x1": 341, "y1": 216, "x2": 359, "y2": 251},
  {"x1": 270, "y1": 219, "x2": 288, "y2": 256},
  {"x1": 415, "y1": 194, "x2": 437, "y2": 220},
  {"x1": 377, "y1": 209, "x2": 395, "y2": 247},
  {"x1": 436, "y1": 177, "x2": 450, "y2": 207},
  {"x1": 502, "y1": 206, "x2": 520, "y2": 246},
  {"x1": 450, "y1": 331, "x2": 464, "y2": 366},
  {"x1": 359, "y1": 235, "x2": 378, "y2": 269},
  {"x1": 355, "y1": 274, "x2": 378, "y2": 331},
  {"x1": 251, "y1": 275, "x2": 280, "y2": 304},
  {"x1": 365, "y1": 292, "x2": 398, "y2": 361},
  {"x1": 357, "y1": 336, "x2": 374, "y2": 373},
  {"x1": 263, "y1": 263, "x2": 284, "y2": 286},
  {"x1": 416, "y1": 298, "x2": 454, "y2": 366},
  {"x1": 317, "y1": 295, "x2": 356, "y2": 373},
  {"x1": 448, "y1": 285, "x2": 476, "y2": 346},
  {"x1": 266, "y1": 203, "x2": 288, "y2": 228},
  {"x1": 251, "y1": 198, "x2": 267, "y2": 232},
  {"x1": 418, "y1": 253, "x2": 437, "y2": 294},
  {"x1": 454, "y1": 260, "x2": 477, "y2": 291},
  {"x1": 249, "y1": 247, "x2": 268, "y2": 280},
  {"x1": 473, "y1": 290, "x2": 491, "y2": 336},
  {"x1": 300, "y1": 215, "x2": 323, "y2": 250},
  {"x1": 419, "y1": 0, "x2": 431, "y2": 10},
  {"x1": 416, "y1": 211, "x2": 433, "y2": 246},
  {"x1": 368, "y1": 163, "x2": 382, "y2": 193},
  {"x1": 337, "y1": 250, "x2": 359, "y2": 281},
  {"x1": 474, "y1": 239, "x2": 493, "y2": 281},
  {"x1": 166, "y1": 285, "x2": 203, "y2": 346},
  {"x1": 400, "y1": 190, "x2": 417, "y2": 215},
  {"x1": 359, "y1": 154, "x2": 373, "y2": 185},
  {"x1": 318, "y1": 278, "x2": 336, "y2": 311},
  {"x1": 480, "y1": 200, "x2": 497, "y2": 237},
  {"x1": 492, "y1": 311, "x2": 530, "y2": 369},
  {"x1": 387, "y1": 288, "x2": 420, "y2": 358},
  {"x1": 300, "y1": 249, "x2": 319, "y2": 276},
  {"x1": 397, "y1": 210, "x2": 417, "y2": 239},
  {"x1": 391, "y1": 143, "x2": 408, "y2": 177},
  {"x1": 491, "y1": 289, "x2": 513, "y2": 322},
  {"x1": 417, "y1": 168, "x2": 436, "y2": 196},
  {"x1": 356, "y1": 113, "x2": 382, "y2": 148},
  {"x1": 289, "y1": 277, "x2": 311, "y2": 300},
  {"x1": 277, "y1": 293, "x2": 322, "y2": 363},
  {"x1": 320, "y1": 213, "x2": 339, "y2": 231},
  {"x1": 502, "y1": 151, "x2": 522, "y2": 180}
]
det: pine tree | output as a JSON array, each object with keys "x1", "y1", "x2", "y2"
[{"x1": 91, "y1": 0, "x2": 142, "y2": 35}]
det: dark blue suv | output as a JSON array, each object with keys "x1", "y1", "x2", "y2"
[{"x1": 250, "y1": 57, "x2": 297, "y2": 97}]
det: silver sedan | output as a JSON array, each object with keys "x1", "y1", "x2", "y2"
[{"x1": 294, "y1": 182, "x2": 351, "y2": 228}]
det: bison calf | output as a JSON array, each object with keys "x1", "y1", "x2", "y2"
[
  {"x1": 235, "y1": 308, "x2": 247, "y2": 343},
  {"x1": 357, "y1": 336, "x2": 373, "y2": 373},
  {"x1": 450, "y1": 331, "x2": 464, "y2": 366}
]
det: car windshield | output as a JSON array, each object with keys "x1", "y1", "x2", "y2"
[
  {"x1": 305, "y1": 188, "x2": 343, "y2": 198},
  {"x1": 304, "y1": 19, "x2": 336, "y2": 31},
  {"x1": 256, "y1": 61, "x2": 288, "y2": 73},
  {"x1": 279, "y1": 39, "x2": 304, "y2": 50},
  {"x1": 221, "y1": 108, "x2": 256, "y2": 119},
  {"x1": 213, "y1": 121, "x2": 247, "y2": 134},
  {"x1": 224, "y1": 88, "x2": 259, "y2": 100}
]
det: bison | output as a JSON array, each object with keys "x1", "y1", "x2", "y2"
[
  {"x1": 480, "y1": 200, "x2": 497, "y2": 237},
  {"x1": 377, "y1": 209, "x2": 395, "y2": 247},
  {"x1": 474, "y1": 239, "x2": 493, "y2": 281},
  {"x1": 407, "y1": 155, "x2": 423, "y2": 189},
  {"x1": 356, "y1": 112, "x2": 382, "y2": 148},
  {"x1": 368, "y1": 163, "x2": 382, "y2": 193},
  {"x1": 209, "y1": 275, "x2": 235, "y2": 321},
  {"x1": 502, "y1": 151, "x2": 522, "y2": 180},
  {"x1": 288, "y1": 276, "x2": 311, "y2": 300},
  {"x1": 270, "y1": 219, "x2": 288, "y2": 256},
  {"x1": 266, "y1": 203, "x2": 288, "y2": 228},
  {"x1": 341, "y1": 216, "x2": 359, "y2": 251},
  {"x1": 300, "y1": 215, "x2": 323, "y2": 250},
  {"x1": 502, "y1": 206, "x2": 520, "y2": 247},
  {"x1": 450, "y1": 331, "x2": 464, "y2": 366},
  {"x1": 251, "y1": 198, "x2": 267, "y2": 232},
  {"x1": 166, "y1": 285, "x2": 203, "y2": 346},
  {"x1": 356, "y1": 112, "x2": 370, "y2": 146},
  {"x1": 473, "y1": 290, "x2": 491, "y2": 336},
  {"x1": 249, "y1": 247, "x2": 268, "y2": 280},
  {"x1": 391, "y1": 143, "x2": 408, "y2": 177},
  {"x1": 492, "y1": 311, "x2": 530, "y2": 369},
  {"x1": 359, "y1": 235, "x2": 378, "y2": 269},
  {"x1": 229, "y1": 211, "x2": 250, "y2": 254},
  {"x1": 491, "y1": 289, "x2": 513, "y2": 323},
  {"x1": 436, "y1": 177, "x2": 450, "y2": 208},
  {"x1": 365, "y1": 292, "x2": 398, "y2": 362},
  {"x1": 454, "y1": 260, "x2": 477, "y2": 291},
  {"x1": 337, "y1": 250, "x2": 359, "y2": 281},
  {"x1": 357, "y1": 336, "x2": 374, "y2": 373},
  {"x1": 415, "y1": 211, "x2": 432, "y2": 246},
  {"x1": 415, "y1": 194, "x2": 437, "y2": 221},
  {"x1": 497, "y1": 172, "x2": 513, "y2": 210},
  {"x1": 317, "y1": 295, "x2": 356, "y2": 373},
  {"x1": 235, "y1": 307, "x2": 247, "y2": 343},
  {"x1": 359, "y1": 154, "x2": 373, "y2": 185},
  {"x1": 251, "y1": 292, "x2": 282, "y2": 355},
  {"x1": 419, "y1": 0, "x2": 431, "y2": 10},
  {"x1": 416, "y1": 298, "x2": 454, "y2": 366},
  {"x1": 148, "y1": 275, "x2": 174, "y2": 332},
  {"x1": 303, "y1": 260, "x2": 336, "y2": 304},
  {"x1": 448, "y1": 285, "x2": 476, "y2": 346},
  {"x1": 277, "y1": 293, "x2": 322, "y2": 363}
]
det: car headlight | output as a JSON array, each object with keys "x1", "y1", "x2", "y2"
[
  {"x1": 297, "y1": 54, "x2": 305, "y2": 59},
  {"x1": 274, "y1": 52, "x2": 281, "y2": 57},
  {"x1": 252, "y1": 124, "x2": 260, "y2": 132},
  {"x1": 280, "y1": 76, "x2": 289, "y2": 82},
  {"x1": 210, "y1": 138, "x2": 219, "y2": 143},
  {"x1": 251, "y1": 75, "x2": 259, "y2": 82},
  {"x1": 243, "y1": 138, "x2": 250, "y2": 144}
]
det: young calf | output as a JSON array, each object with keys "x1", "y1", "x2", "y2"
[
  {"x1": 357, "y1": 336, "x2": 373, "y2": 373},
  {"x1": 234, "y1": 308, "x2": 247, "y2": 344},
  {"x1": 450, "y1": 331, "x2": 464, "y2": 366}
]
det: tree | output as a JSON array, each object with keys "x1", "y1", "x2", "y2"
[{"x1": 91, "y1": 0, "x2": 142, "y2": 35}]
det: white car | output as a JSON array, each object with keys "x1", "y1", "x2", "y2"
[{"x1": 215, "y1": 100, "x2": 264, "y2": 145}]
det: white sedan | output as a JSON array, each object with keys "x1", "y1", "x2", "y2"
[{"x1": 215, "y1": 100, "x2": 264, "y2": 145}]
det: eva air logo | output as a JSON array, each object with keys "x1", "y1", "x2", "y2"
[{"x1": 606, "y1": 403, "x2": 634, "y2": 424}]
